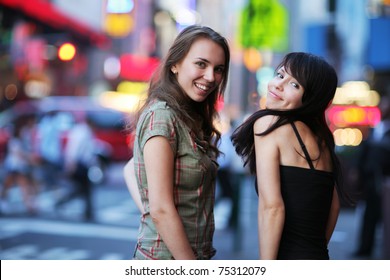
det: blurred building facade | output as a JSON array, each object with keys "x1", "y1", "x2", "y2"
[
  {"x1": 1, "y1": 0, "x2": 390, "y2": 126},
  {"x1": 0, "y1": 0, "x2": 111, "y2": 107}
]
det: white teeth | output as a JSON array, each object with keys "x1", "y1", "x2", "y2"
[{"x1": 195, "y1": 83, "x2": 208, "y2": 91}]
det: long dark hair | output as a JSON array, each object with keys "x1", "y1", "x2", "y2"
[
  {"x1": 232, "y1": 52, "x2": 349, "y2": 203},
  {"x1": 131, "y1": 25, "x2": 230, "y2": 157}
]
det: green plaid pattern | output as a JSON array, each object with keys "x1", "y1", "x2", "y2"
[{"x1": 132, "y1": 100, "x2": 217, "y2": 260}]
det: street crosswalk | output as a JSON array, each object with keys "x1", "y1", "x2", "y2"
[
  {"x1": 0, "y1": 170, "x2": 141, "y2": 260},
  {"x1": 0, "y1": 218, "x2": 137, "y2": 260}
]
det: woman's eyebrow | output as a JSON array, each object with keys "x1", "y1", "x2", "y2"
[
  {"x1": 196, "y1": 57, "x2": 225, "y2": 67},
  {"x1": 195, "y1": 56, "x2": 207, "y2": 60}
]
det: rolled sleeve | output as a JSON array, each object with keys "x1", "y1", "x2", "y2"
[{"x1": 137, "y1": 103, "x2": 178, "y2": 155}]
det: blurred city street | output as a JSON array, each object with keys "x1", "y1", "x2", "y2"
[
  {"x1": 0, "y1": 162, "x2": 385, "y2": 260},
  {"x1": 1, "y1": 0, "x2": 390, "y2": 264}
]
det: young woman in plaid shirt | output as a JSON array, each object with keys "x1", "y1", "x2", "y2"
[{"x1": 124, "y1": 25, "x2": 230, "y2": 260}]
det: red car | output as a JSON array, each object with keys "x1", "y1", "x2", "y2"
[{"x1": 0, "y1": 96, "x2": 134, "y2": 163}]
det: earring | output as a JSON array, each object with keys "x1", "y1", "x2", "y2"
[{"x1": 171, "y1": 68, "x2": 177, "y2": 74}]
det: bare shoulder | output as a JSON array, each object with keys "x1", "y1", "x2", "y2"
[
  {"x1": 253, "y1": 115, "x2": 295, "y2": 139},
  {"x1": 253, "y1": 115, "x2": 277, "y2": 134},
  {"x1": 287, "y1": 121, "x2": 317, "y2": 144},
  {"x1": 273, "y1": 120, "x2": 309, "y2": 145}
]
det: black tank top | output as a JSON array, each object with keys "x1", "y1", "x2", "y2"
[{"x1": 277, "y1": 122, "x2": 334, "y2": 260}]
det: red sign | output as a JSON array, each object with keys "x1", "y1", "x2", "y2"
[{"x1": 119, "y1": 54, "x2": 160, "y2": 81}]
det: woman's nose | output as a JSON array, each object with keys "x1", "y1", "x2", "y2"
[
  {"x1": 203, "y1": 68, "x2": 215, "y2": 82},
  {"x1": 274, "y1": 79, "x2": 284, "y2": 90}
]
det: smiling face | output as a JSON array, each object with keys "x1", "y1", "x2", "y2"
[
  {"x1": 171, "y1": 37, "x2": 226, "y2": 103},
  {"x1": 266, "y1": 66, "x2": 305, "y2": 110}
]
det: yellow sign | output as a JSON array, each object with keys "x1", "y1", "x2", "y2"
[{"x1": 104, "y1": 13, "x2": 134, "y2": 37}]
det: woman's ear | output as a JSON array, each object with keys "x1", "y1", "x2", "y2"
[{"x1": 171, "y1": 66, "x2": 177, "y2": 74}]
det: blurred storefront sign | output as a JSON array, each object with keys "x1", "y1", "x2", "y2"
[
  {"x1": 157, "y1": 0, "x2": 198, "y2": 30},
  {"x1": 366, "y1": 17, "x2": 390, "y2": 71},
  {"x1": 106, "y1": 0, "x2": 134, "y2": 13},
  {"x1": 99, "y1": 91, "x2": 145, "y2": 113},
  {"x1": 119, "y1": 54, "x2": 159, "y2": 82},
  {"x1": 103, "y1": 0, "x2": 135, "y2": 37},
  {"x1": 104, "y1": 13, "x2": 134, "y2": 37},
  {"x1": 327, "y1": 81, "x2": 382, "y2": 146},
  {"x1": 333, "y1": 81, "x2": 380, "y2": 107},
  {"x1": 327, "y1": 106, "x2": 381, "y2": 128},
  {"x1": 0, "y1": 0, "x2": 110, "y2": 47},
  {"x1": 116, "y1": 81, "x2": 148, "y2": 94},
  {"x1": 238, "y1": 0, "x2": 289, "y2": 52},
  {"x1": 99, "y1": 81, "x2": 148, "y2": 113}
]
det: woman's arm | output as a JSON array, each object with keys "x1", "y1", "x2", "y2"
[
  {"x1": 254, "y1": 118, "x2": 285, "y2": 260},
  {"x1": 123, "y1": 158, "x2": 145, "y2": 214},
  {"x1": 325, "y1": 187, "x2": 340, "y2": 243},
  {"x1": 144, "y1": 136, "x2": 196, "y2": 260}
]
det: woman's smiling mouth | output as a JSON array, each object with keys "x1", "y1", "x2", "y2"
[
  {"x1": 268, "y1": 90, "x2": 282, "y2": 100},
  {"x1": 195, "y1": 82, "x2": 211, "y2": 92}
]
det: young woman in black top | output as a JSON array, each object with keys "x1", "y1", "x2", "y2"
[{"x1": 232, "y1": 52, "x2": 350, "y2": 259}]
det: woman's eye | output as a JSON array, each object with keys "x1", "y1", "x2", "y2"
[
  {"x1": 276, "y1": 72, "x2": 283, "y2": 79},
  {"x1": 291, "y1": 82, "x2": 300, "y2": 89},
  {"x1": 215, "y1": 66, "x2": 224, "y2": 74},
  {"x1": 196, "y1": 61, "x2": 206, "y2": 67}
]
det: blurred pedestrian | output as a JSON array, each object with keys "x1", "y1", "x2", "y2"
[
  {"x1": 232, "y1": 52, "x2": 352, "y2": 259},
  {"x1": 354, "y1": 95, "x2": 390, "y2": 258},
  {"x1": 124, "y1": 25, "x2": 230, "y2": 260},
  {"x1": 1, "y1": 116, "x2": 39, "y2": 215},
  {"x1": 56, "y1": 114, "x2": 98, "y2": 221},
  {"x1": 215, "y1": 114, "x2": 249, "y2": 253},
  {"x1": 215, "y1": 115, "x2": 237, "y2": 229},
  {"x1": 36, "y1": 110, "x2": 64, "y2": 190}
]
